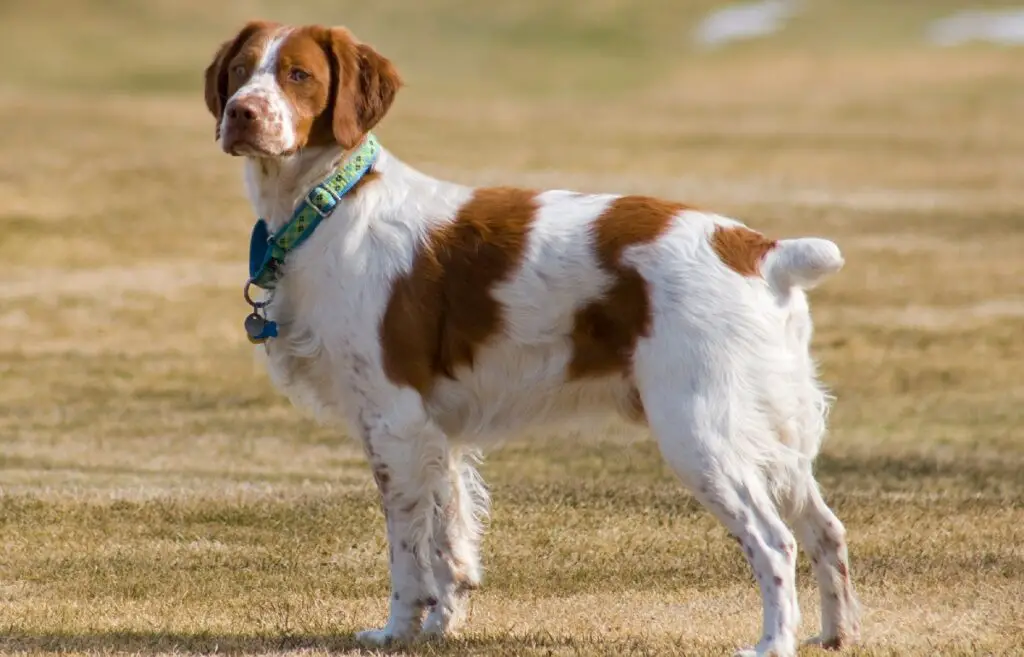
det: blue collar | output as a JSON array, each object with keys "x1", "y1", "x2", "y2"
[
  {"x1": 248, "y1": 133, "x2": 381, "y2": 291},
  {"x1": 242, "y1": 133, "x2": 380, "y2": 344}
]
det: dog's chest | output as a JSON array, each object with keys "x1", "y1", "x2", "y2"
[{"x1": 259, "y1": 241, "x2": 394, "y2": 423}]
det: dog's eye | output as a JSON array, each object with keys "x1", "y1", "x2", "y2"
[
  {"x1": 289, "y1": 68, "x2": 310, "y2": 82},
  {"x1": 232, "y1": 64, "x2": 247, "y2": 78}
]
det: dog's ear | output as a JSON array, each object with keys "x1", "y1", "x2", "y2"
[
  {"x1": 203, "y1": 20, "x2": 279, "y2": 136},
  {"x1": 319, "y1": 28, "x2": 402, "y2": 148},
  {"x1": 352, "y1": 42, "x2": 402, "y2": 135}
]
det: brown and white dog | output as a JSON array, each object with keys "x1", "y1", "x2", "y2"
[{"x1": 203, "y1": 20, "x2": 859, "y2": 657}]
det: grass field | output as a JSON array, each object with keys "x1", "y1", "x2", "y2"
[{"x1": 2, "y1": 1, "x2": 1023, "y2": 655}]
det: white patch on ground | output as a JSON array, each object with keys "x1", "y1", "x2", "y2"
[
  {"x1": 693, "y1": 0, "x2": 801, "y2": 49},
  {"x1": 824, "y1": 298, "x2": 1024, "y2": 331},
  {"x1": 845, "y1": 234, "x2": 987, "y2": 256},
  {"x1": 1, "y1": 262, "x2": 245, "y2": 355},
  {"x1": 0, "y1": 480, "x2": 362, "y2": 503},
  {"x1": 1, "y1": 262, "x2": 240, "y2": 301},
  {"x1": 433, "y1": 165, "x2": 970, "y2": 212},
  {"x1": 927, "y1": 9, "x2": 1024, "y2": 46}
]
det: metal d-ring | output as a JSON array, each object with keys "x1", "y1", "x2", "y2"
[{"x1": 243, "y1": 278, "x2": 271, "y2": 309}]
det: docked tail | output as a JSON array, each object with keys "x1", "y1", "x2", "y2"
[{"x1": 762, "y1": 238, "x2": 844, "y2": 295}]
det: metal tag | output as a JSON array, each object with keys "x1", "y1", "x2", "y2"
[{"x1": 244, "y1": 312, "x2": 270, "y2": 344}]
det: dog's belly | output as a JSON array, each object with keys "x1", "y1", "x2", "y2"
[{"x1": 424, "y1": 338, "x2": 640, "y2": 441}]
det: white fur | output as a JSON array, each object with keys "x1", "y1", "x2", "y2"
[
  {"x1": 223, "y1": 41, "x2": 860, "y2": 657},
  {"x1": 763, "y1": 238, "x2": 845, "y2": 296}
]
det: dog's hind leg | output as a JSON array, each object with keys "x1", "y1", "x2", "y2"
[
  {"x1": 421, "y1": 447, "x2": 489, "y2": 636},
  {"x1": 785, "y1": 471, "x2": 861, "y2": 650},
  {"x1": 637, "y1": 358, "x2": 801, "y2": 657}
]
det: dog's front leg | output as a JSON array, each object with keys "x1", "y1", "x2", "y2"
[
  {"x1": 422, "y1": 449, "x2": 488, "y2": 637},
  {"x1": 356, "y1": 402, "x2": 449, "y2": 646}
]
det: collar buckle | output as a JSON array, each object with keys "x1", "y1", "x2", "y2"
[{"x1": 305, "y1": 187, "x2": 334, "y2": 218}]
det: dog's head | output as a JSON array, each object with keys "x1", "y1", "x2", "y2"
[{"x1": 203, "y1": 21, "x2": 402, "y2": 157}]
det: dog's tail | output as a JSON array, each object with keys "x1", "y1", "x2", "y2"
[
  {"x1": 761, "y1": 237, "x2": 844, "y2": 296},
  {"x1": 711, "y1": 224, "x2": 844, "y2": 296}
]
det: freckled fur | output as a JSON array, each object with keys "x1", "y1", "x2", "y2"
[{"x1": 205, "y1": 20, "x2": 858, "y2": 657}]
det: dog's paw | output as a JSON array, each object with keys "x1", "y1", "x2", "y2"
[
  {"x1": 802, "y1": 633, "x2": 857, "y2": 651},
  {"x1": 420, "y1": 612, "x2": 451, "y2": 638},
  {"x1": 732, "y1": 639, "x2": 797, "y2": 657},
  {"x1": 421, "y1": 596, "x2": 469, "y2": 637},
  {"x1": 355, "y1": 628, "x2": 399, "y2": 646}
]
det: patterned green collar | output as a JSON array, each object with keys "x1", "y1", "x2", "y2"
[
  {"x1": 247, "y1": 133, "x2": 381, "y2": 291},
  {"x1": 242, "y1": 133, "x2": 380, "y2": 344}
]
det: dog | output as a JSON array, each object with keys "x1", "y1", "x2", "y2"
[{"x1": 203, "y1": 20, "x2": 860, "y2": 657}]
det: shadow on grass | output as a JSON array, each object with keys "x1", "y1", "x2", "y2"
[
  {"x1": 0, "y1": 629, "x2": 690, "y2": 656},
  {"x1": 1, "y1": 632, "x2": 374, "y2": 655}
]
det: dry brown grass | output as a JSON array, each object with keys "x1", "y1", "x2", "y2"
[{"x1": 1, "y1": 1, "x2": 1023, "y2": 655}]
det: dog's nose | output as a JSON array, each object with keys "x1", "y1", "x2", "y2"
[{"x1": 225, "y1": 97, "x2": 266, "y2": 126}]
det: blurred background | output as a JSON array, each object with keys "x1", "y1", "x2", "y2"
[{"x1": 1, "y1": 2, "x2": 1022, "y2": 655}]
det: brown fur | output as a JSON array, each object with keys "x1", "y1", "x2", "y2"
[
  {"x1": 711, "y1": 225, "x2": 777, "y2": 277},
  {"x1": 305, "y1": 27, "x2": 402, "y2": 149},
  {"x1": 380, "y1": 188, "x2": 538, "y2": 395},
  {"x1": 272, "y1": 28, "x2": 337, "y2": 147},
  {"x1": 567, "y1": 196, "x2": 686, "y2": 380}
]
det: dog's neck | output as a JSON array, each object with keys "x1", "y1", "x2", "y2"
[{"x1": 241, "y1": 144, "x2": 350, "y2": 232}]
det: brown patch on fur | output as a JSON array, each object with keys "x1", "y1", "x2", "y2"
[
  {"x1": 837, "y1": 560, "x2": 849, "y2": 578},
  {"x1": 272, "y1": 27, "x2": 337, "y2": 146},
  {"x1": 301, "y1": 26, "x2": 402, "y2": 148},
  {"x1": 711, "y1": 225, "x2": 776, "y2": 277},
  {"x1": 380, "y1": 187, "x2": 538, "y2": 395},
  {"x1": 567, "y1": 196, "x2": 686, "y2": 379},
  {"x1": 277, "y1": 26, "x2": 402, "y2": 149}
]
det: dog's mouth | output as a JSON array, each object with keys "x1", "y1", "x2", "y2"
[
  {"x1": 221, "y1": 127, "x2": 287, "y2": 158},
  {"x1": 226, "y1": 138, "x2": 302, "y2": 159},
  {"x1": 225, "y1": 139, "x2": 275, "y2": 158}
]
